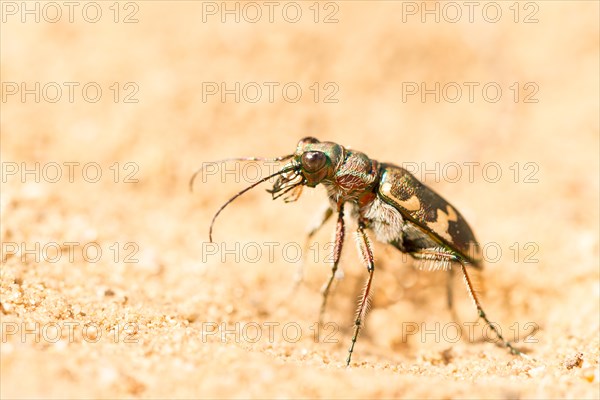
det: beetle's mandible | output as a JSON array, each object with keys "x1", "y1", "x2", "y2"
[{"x1": 191, "y1": 137, "x2": 524, "y2": 366}]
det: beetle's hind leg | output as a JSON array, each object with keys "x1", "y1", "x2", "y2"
[
  {"x1": 411, "y1": 248, "x2": 461, "y2": 320},
  {"x1": 411, "y1": 247, "x2": 457, "y2": 271},
  {"x1": 458, "y1": 261, "x2": 525, "y2": 357},
  {"x1": 412, "y1": 249, "x2": 524, "y2": 356},
  {"x1": 446, "y1": 266, "x2": 461, "y2": 323}
]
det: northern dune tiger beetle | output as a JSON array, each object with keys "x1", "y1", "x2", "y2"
[{"x1": 191, "y1": 137, "x2": 524, "y2": 366}]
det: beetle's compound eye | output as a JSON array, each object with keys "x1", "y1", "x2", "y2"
[
  {"x1": 299, "y1": 137, "x2": 320, "y2": 145},
  {"x1": 301, "y1": 151, "x2": 327, "y2": 173}
]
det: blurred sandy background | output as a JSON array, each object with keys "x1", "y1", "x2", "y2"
[{"x1": 1, "y1": 1, "x2": 599, "y2": 398}]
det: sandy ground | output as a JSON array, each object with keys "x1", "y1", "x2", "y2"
[{"x1": 1, "y1": 1, "x2": 599, "y2": 399}]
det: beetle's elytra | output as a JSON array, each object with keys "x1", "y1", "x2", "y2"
[{"x1": 192, "y1": 137, "x2": 523, "y2": 366}]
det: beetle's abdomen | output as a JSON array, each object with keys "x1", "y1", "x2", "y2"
[{"x1": 377, "y1": 164, "x2": 482, "y2": 266}]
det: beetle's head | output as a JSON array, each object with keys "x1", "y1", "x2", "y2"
[
  {"x1": 293, "y1": 137, "x2": 343, "y2": 187},
  {"x1": 267, "y1": 137, "x2": 343, "y2": 201}
]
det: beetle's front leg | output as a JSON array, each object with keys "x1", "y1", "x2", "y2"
[
  {"x1": 294, "y1": 204, "x2": 334, "y2": 286},
  {"x1": 319, "y1": 201, "x2": 345, "y2": 323},
  {"x1": 347, "y1": 219, "x2": 375, "y2": 366},
  {"x1": 275, "y1": 205, "x2": 334, "y2": 310}
]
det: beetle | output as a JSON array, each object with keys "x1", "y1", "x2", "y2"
[{"x1": 191, "y1": 137, "x2": 523, "y2": 365}]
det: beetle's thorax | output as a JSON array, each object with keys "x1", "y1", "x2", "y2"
[
  {"x1": 322, "y1": 147, "x2": 380, "y2": 206},
  {"x1": 293, "y1": 138, "x2": 380, "y2": 206}
]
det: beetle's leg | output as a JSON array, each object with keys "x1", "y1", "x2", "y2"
[
  {"x1": 275, "y1": 205, "x2": 334, "y2": 311},
  {"x1": 446, "y1": 266, "x2": 461, "y2": 323},
  {"x1": 319, "y1": 202, "x2": 345, "y2": 323},
  {"x1": 272, "y1": 205, "x2": 334, "y2": 312},
  {"x1": 411, "y1": 248, "x2": 457, "y2": 271},
  {"x1": 410, "y1": 248, "x2": 461, "y2": 325},
  {"x1": 411, "y1": 249, "x2": 523, "y2": 355},
  {"x1": 446, "y1": 265, "x2": 454, "y2": 309},
  {"x1": 347, "y1": 220, "x2": 375, "y2": 366},
  {"x1": 294, "y1": 205, "x2": 334, "y2": 287},
  {"x1": 458, "y1": 261, "x2": 524, "y2": 357}
]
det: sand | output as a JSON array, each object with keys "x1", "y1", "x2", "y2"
[{"x1": 1, "y1": 1, "x2": 599, "y2": 398}]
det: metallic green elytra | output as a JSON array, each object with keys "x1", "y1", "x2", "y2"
[{"x1": 192, "y1": 137, "x2": 523, "y2": 366}]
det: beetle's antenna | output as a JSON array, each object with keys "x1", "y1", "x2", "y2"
[
  {"x1": 208, "y1": 164, "x2": 297, "y2": 242},
  {"x1": 189, "y1": 154, "x2": 294, "y2": 192}
]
